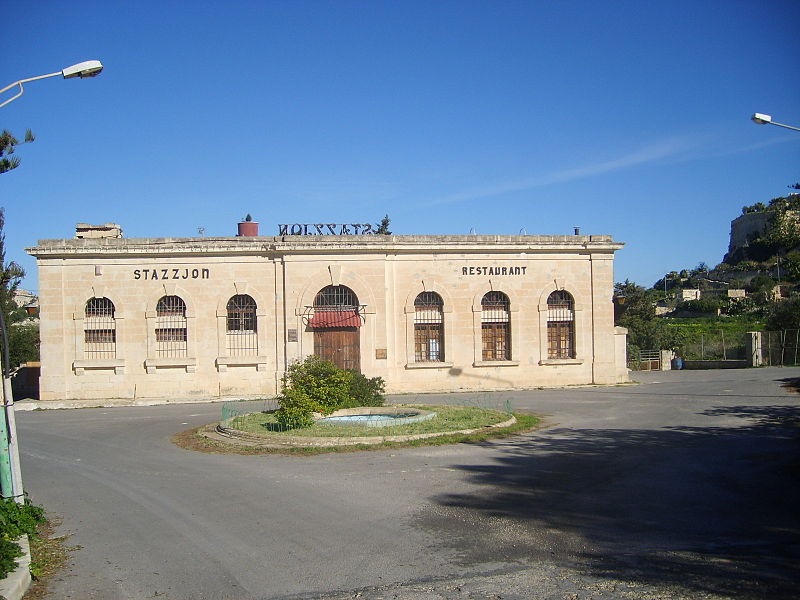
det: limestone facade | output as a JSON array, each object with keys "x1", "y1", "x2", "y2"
[{"x1": 27, "y1": 234, "x2": 627, "y2": 401}]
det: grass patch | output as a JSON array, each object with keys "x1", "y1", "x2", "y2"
[
  {"x1": 229, "y1": 405, "x2": 509, "y2": 437},
  {"x1": 172, "y1": 412, "x2": 541, "y2": 455}
]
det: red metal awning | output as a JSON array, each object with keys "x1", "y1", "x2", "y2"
[{"x1": 308, "y1": 310, "x2": 361, "y2": 328}]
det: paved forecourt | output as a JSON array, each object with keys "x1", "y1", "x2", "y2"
[{"x1": 15, "y1": 367, "x2": 800, "y2": 600}]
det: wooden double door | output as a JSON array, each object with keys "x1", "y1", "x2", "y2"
[{"x1": 313, "y1": 327, "x2": 361, "y2": 372}]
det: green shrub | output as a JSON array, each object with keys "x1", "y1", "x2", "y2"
[
  {"x1": 723, "y1": 296, "x2": 757, "y2": 316},
  {"x1": 347, "y1": 372, "x2": 385, "y2": 407},
  {"x1": 274, "y1": 356, "x2": 386, "y2": 429},
  {"x1": 0, "y1": 537, "x2": 22, "y2": 579},
  {"x1": 0, "y1": 497, "x2": 45, "y2": 579},
  {"x1": 679, "y1": 297, "x2": 722, "y2": 313},
  {"x1": 274, "y1": 388, "x2": 316, "y2": 429}
]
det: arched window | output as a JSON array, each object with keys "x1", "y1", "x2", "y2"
[
  {"x1": 226, "y1": 294, "x2": 257, "y2": 356},
  {"x1": 309, "y1": 285, "x2": 361, "y2": 327},
  {"x1": 414, "y1": 292, "x2": 444, "y2": 362},
  {"x1": 481, "y1": 291, "x2": 511, "y2": 360},
  {"x1": 313, "y1": 285, "x2": 359, "y2": 310},
  {"x1": 155, "y1": 295, "x2": 187, "y2": 357},
  {"x1": 547, "y1": 290, "x2": 575, "y2": 359},
  {"x1": 84, "y1": 297, "x2": 116, "y2": 358}
]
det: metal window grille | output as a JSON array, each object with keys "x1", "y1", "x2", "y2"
[
  {"x1": 481, "y1": 292, "x2": 511, "y2": 360},
  {"x1": 313, "y1": 285, "x2": 359, "y2": 311},
  {"x1": 155, "y1": 295, "x2": 187, "y2": 357},
  {"x1": 547, "y1": 291, "x2": 575, "y2": 359},
  {"x1": 414, "y1": 292, "x2": 444, "y2": 362},
  {"x1": 84, "y1": 297, "x2": 116, "y2": 358},
  {"x1": 226, "y1": 294, "x2": 258, "y2": 356}
]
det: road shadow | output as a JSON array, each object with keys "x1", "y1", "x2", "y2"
[
  {"x1": 778, "y1": 377, "x2": 800, "y2": 395},
  {"x1": 416, "y1": 404, "x2": 800, "y2": 598}
]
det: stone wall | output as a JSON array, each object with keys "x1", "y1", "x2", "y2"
[{"x1": 28, "y1": 234, "x2": 627, "y2": 400}]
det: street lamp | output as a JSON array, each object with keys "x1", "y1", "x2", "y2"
[
  {"x1": 0, "y1": 59, "x2": 104, "y2": 502},
  {"x1": 0, "y1": 60, "x2": 103, "y2": 109},
  {"x1": 751, "y1": 113, "x2": 800, "y2": 132}
]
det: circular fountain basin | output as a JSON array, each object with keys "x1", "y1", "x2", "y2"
[{"x1": 317, "y1": 406, "x2": 437, "y2": 428}]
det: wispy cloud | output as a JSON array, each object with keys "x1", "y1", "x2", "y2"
[
  {"x1": 708, "y1": 135, "x2": 798, "y2": 158},
  {"x1": 424, "y1": 136, "x2": 698, "y2": 207}
]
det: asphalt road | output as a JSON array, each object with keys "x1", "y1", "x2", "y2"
[{"x1": 16, "y1": 367, "x2": 800, "y2": 600}]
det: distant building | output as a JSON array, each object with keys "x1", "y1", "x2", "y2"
[
  {"x1": 12, "y1": 288, "x2": 39, "y2": 321},
  {"x1": 680, "y1": 289, "x2": 701, "y2": 301},
  {"x1": 728, "y1": 211, "x2": 775, "y2": 256}
]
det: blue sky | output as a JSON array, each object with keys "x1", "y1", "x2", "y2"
[{"x1": 3, "y1": 0, "x2": 799, "y2": 294}]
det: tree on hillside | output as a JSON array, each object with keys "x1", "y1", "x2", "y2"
[
  {"x1": 782, "y1": 251, "x2": 800, "y2": 283},
  {"x1": 614, "y1": 280, "x2": 658, "y2": 320},
  {"x1": 0, "y1": 129, "x2": 35, "y2": 174},
  {"x1": 765, "y1": 297, "x2": 800, "y2": 331},
  {"x1": 614, "y1": 280, "x2": 687, "y2": 353}
]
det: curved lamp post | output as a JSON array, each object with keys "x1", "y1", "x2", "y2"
[
  {"x1": 0, "y1": 60, "x2": 103, "y2": 109},
  {"x1": 751, "y1": 113, "x2": 800, "y2": 132},
  {"x1": 0, "y1": 59, "x2": 104, "y2": 502}
]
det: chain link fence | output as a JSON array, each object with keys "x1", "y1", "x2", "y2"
[
  {"x1": 680, "y1": 331, "x2": 750, "y2": 361},
  {"x1": 760, "y1": 329, "x2": 800, "y2": 366}
]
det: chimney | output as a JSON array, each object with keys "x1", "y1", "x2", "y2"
[
  {"x1": 573, "y1": 226, "x2": 581, "y2": 235},
  {"x1": 237, "y1": 214, "x2": 259, "y2": 237},
  {"x1": 75, "y1": 223, "x2": 123, "y2": 239}
]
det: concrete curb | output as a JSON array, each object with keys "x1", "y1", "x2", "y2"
[
  {"x1": 13, "y1": 396, "x2": 242, "y2": 412},
  {"x1": 12, "y1": 382, "x2": 633, "y2": 412},
  {"x1": 0, "y1": 536, "x2": 31, "y2": 600},
  {"x1": 210, "y1": 415, "x2": 518, "y2": 447}
]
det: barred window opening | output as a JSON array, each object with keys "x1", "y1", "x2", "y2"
[
  {"x1": 84, "y1": 297, "x2": 116, "y2": 359},
  {"x1": 309, "y1": 285, "x2": 362, "y2": 329},
  {"x1": 481, "y1": 291, "x2": 511, "y2": 360},
  {"x1": 313, "y1": 286, "x2": 359, "y2": 311},
  {"x1": 414, "y1": 292, "x2": 444, "y2": 362},
  {"x1": 155, "y1": 295, "x2": 187, "y2": 357},
  {"x1": 547, "y1": 290, "x2": 575, "y2": 359},
  {"x1": 226, "y1": 294, "x2": 258, "y2": 356}
]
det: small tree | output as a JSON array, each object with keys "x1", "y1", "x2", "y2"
[
  {"x1": 782, "y1": 251, "x2": 800, "y2": 283},
  {"x1": 0, "y1": 209, "x2": 26, "y2": 328},
  {"x1": 0, "y1": 130, "x2": 35, "y2": 174},
  {"x1": 375, "y1": 214, "x2": 392, "y2": 235},
  {"x1": 765, "y1": 297, "x2": 800, "y2": 330},
  {"x1": 8, "y1": 324, "x2": 39, "y2": 367}
]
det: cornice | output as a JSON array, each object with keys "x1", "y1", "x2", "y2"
[{"x1": 27, "y1": 234, "x2": 625, "y2": 258}]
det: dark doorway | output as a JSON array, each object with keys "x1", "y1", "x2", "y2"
[
  {"x1": 310, "y1": 285, "x2": 362, "y2": 372},
  {"x1": 313, "y1": 327, "x2": 361, "y2": 372}
]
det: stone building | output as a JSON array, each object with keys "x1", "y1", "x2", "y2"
[{"x1": 26, "y1": 224, "x2": 628, "y2": 401}]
